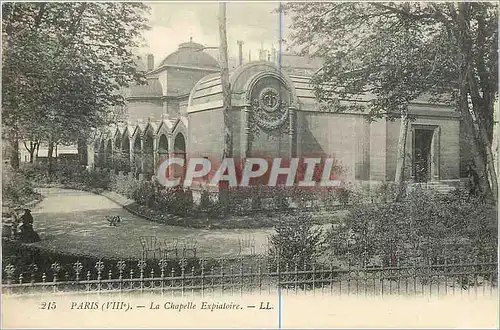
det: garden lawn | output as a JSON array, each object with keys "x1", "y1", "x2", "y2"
[{"x1": 25, "y1": 188, "x2": 275, "y2": 259}]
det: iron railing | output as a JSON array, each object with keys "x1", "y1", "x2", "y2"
[{"x1": 2, "y1": 257, "x2": 497, "y2": 296}]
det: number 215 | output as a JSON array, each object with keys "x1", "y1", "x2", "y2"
[{"x1": 40, "y1": 302, "x2": 56, "y2": 310}]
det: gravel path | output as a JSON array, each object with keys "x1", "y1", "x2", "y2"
[{"x1": 27, "y1": 188, "x2": 274, "y2": 259}]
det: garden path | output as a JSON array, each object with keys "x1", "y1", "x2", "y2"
[{"x1": 27, "y1": 188, "x2": 275, "y2": 259}]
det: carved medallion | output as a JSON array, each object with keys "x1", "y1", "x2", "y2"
[
  {"x1": 259, "y1": 87, "x2": 280, "y2": 113},
  {"x1": 251, "y1": 86, "x2": 288, "y2": 131}
]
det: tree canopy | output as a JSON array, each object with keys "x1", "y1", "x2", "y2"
[
  {"x1": 2, "y1": 2, "x2": 150, "y2": 165},
  {"x1": 283, "y1": 2, "x2": 498, "y2": 198}
]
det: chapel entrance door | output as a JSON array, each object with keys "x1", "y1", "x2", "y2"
[{"x1": 413, "y1": 128, "x2": 434, "y2": 183}]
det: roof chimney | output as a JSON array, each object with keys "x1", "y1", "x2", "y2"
[
  {"x1": 237, "y1": 40, "x2": 244, "y2": 66},
  {"x1": 146, "y1": 54, "x2": 154, "y2": 71},
  {"x1": 248, "y1": 49, "x2": 252, "y2": 62},
  {"x1": 271, "y1": 46, "x2": 277, "y2": 63}
]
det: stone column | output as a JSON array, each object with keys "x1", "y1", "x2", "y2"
[
  {"x1": 241, "y1": 104, "x2": 251, "y2": 160},
  {"x1": 153, "y1": 135, "x2": 158, "y2": 176},
  {"x1": 432, "y1": 126, "x2": 441, "y2": 181},
  {"x1": 409, "y1": 127, "x2": 415, "y2": 181},
  {"x1": 114, "y1": 148, "x2": 121, "y2": 173},
  {"x1": 129, "y1": 137, "x2": 134, "y2": 177},
  {"x1": 288, "y1": 105, "x2": 297, "y2": 158},
  {"x1": 167, "y1": 134, "x2": 174, "y2": 178},
  {"x1": 139, "y1": 136, "x2": 145, "y2": 181}
]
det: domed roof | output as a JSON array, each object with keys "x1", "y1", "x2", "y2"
[
  {"x1": 187, "y1": 61, "x2": 300, "y2": 111},
  {"x1": 158, "y1": 40, "x2": 219, "y2": 69}
]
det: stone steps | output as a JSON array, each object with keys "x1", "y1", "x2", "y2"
[{"x1": 410, "y1": 181, "x2": 463, "y2": 194}]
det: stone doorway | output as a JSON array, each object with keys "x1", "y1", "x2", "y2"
[{"x1": 412, "y1": 126, "x2": 439, "y2": 182}]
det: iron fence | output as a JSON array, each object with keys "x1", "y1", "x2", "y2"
[{"x1": 2, "y1": 256, "x2": 497, "y2": 297}]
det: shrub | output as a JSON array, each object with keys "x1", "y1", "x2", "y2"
[
  {"x1": 80, "y1": 169, "x2": 111, "y2": 189},
  {"x1": 326, "y1": 186, "x2": 498, "y2": 267},
  {"x1": 334, "y1": 186, "x2": 352, "y2": 206},
  {"x1": 155, "y1": 187, "x2": 183, "y2": 213},
  {"x1": 18, "y1": 163, "x2": 55, "y2": 184},
  {"x1": 373, "y1": 182, "x2": 399, "y2": 203},
  {"x1": 207, "y1": 200, "x2": 225, "y2": 219},
  {"x1": 2, "y1": 166, "x2": 38, "y2": 208},
  {"x1": 272, "y1": 188, "x2": 289, "y2": 210},
  {"x1": 167, "y1": 187, "x2": 193, "y2": 217},
  {"x1": 199, "y1": 190, "x2": 212, "y2": 211},
  {"x1": 130, "y1": 181, "x2": 156, "y2": 207},
  {"x1": 18, "y1": 162, "x2": 111, "y2": 191},
  {"x1": 268, "y1": 211, "x2": 324, "y2": 268}
]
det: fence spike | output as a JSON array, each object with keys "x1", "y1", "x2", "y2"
[
  {"x1": 95, "y1": 260, "x2": 105, "y2": 280},
  {"x1": 4, "y1": 264, "x2": 15, "y2": 283},
  {"x1": 73, "y1": 261, "x2": 83, "y2": 281},
  {"x1": 117, "y1": 260, "x2": 126, "y2": 280},
  {"x1": 2, "y1": 254, "x2": 496, "y2": 297},
  {"x1": 30, "y1": 264, "x2": 38, "y2": 284},
  {"x1": 158, "y1": 258, "x2": 167, "y2": 271},
  {"x1": 51, "y1": 262, "x2": 61, "y2": 282},
  {"x1": 180, "y1": 258, "x2": 187, "y2": 271},
  {"x1": 137, "y1": 260, "x2": 146, "y2": 278}
]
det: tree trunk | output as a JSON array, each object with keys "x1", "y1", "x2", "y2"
[
  {"x1": 77, "y1": 137, "x2": 88, "y2": 166},
  {"x1": 464, "y1": 103, "x2": 498, "y2": 200},
  {"x1": 465, "y1": 66, "x2": 498, "y2": 201},
  {"x1": 35, "y1": 142, "x2": 40, "y2": 161},
  {"x1": 456, "y1": 3, "x2": 497, "y2": 201},
  {"x1": 394, "y1": 111, "x2": 410, "y2": 201},
  {"x1": 219, "y1": 3, "x2": 232, "y2": 159},
  {"x1": 218, "y1": 2, "x2": 232, "y2": 213},
  {"x1": 29, "y1": 145, "x2": 35, "y2": 163},
  {"x1": 7, "y1": 127, "x2": 20, "y2": 169},
  {"x1": 23, "y1": 141, "x2": 38, "y2": 163},
  {"x1": 47, "y1": 139, "x2": 54, "y2": 174},
  {"x1": 478, "y1": 122, "x2": 498, "y2": 201}
]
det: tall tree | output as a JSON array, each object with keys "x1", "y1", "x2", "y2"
[
  {"x1": 2, "y1": 2, "x2": 149, "y2": 170},
  {"x1": 283, "y1": 2, "x2": 498, "y2": 200},
  {"x1": 219, "y1": 2, "x2": 232, "y2": 160},
  {"x1": 218, "y1": 2, "x2": 232, "y2": 211}
]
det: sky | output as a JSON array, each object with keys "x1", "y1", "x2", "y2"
[{"x1": 139, "y1": 2, "x2": 293, "y2": 67}]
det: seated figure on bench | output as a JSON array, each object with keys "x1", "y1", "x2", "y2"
[{"x1": 18, "y1": 209, "x2": 41, "y2": 243}]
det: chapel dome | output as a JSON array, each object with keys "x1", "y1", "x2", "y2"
[{"x1": 158, "y1": 39, "x2": 219, "y2": 69}]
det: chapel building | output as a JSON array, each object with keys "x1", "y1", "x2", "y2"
[{"x1": 87, "y1": 39, "x2": 478, "y2": 190}]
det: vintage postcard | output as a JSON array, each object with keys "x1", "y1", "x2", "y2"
[{"x1": 1, "y1": 1, "x2": 499, "y2": 328}]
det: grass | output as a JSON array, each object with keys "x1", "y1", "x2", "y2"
[{"x1": 9, "y1": 188, "x2": 274, "y2": 261}]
